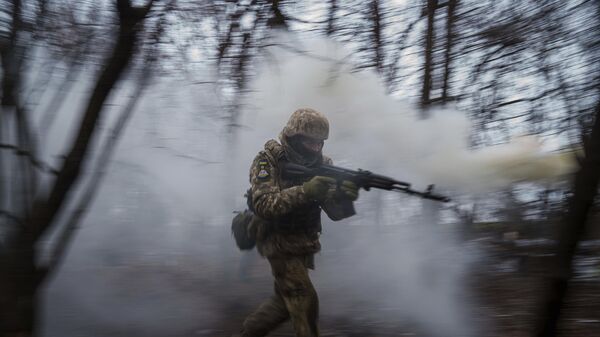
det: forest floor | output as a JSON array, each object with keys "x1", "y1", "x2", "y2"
[
  {"x1": 206, "y1": 240, "x2": 600, "y2": 337},
  {"x1": 43, "y1": 221, "x2": 600, "y2": 337},
  {"x1": 43, "y1": 227, "x2": 600, "y2": 337}
]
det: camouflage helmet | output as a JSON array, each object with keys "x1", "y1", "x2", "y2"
[{"x1": 282, "y1": 108, "x2": 329, "y2": 141}]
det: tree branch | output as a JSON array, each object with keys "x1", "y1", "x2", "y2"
[
  {"x1": 0, "y1": 143, "x2": 59, "y2": 175},
  {"x1": 26, "y1": 0, "x2": 155, "y2": 242},
  {"x1": 0, "y1": 209, "x2": 24, "y2": 227},
  {"x1": 43, "y1": 64, "x2": 153, "y2": 281}
]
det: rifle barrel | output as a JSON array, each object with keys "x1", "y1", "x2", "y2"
[{"x1": 283, "y1": 162, "x2": 451, "y2": 202}]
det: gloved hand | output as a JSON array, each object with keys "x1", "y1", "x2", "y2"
[
  {"x1": 338, "y1": 180, "x2": 359, "y2": 201},
  {"x1": 303, "y1": 176, "x2": 336, "y2": 202}
]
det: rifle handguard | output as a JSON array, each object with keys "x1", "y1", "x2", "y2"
[{"x1": 282, "y1": 162, "x2": 451, "y2": 203}]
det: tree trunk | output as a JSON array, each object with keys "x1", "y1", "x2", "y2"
[
  {"x1": 0, "y1": 0, "x2": 22, "y2": 107},
  {"x1": 534, "y1": 100, "x2": 600, "y2": 337},
  {"x1": 370, "y1": 0, "x2": 383, "y2": 73},
  {"x1": 326, "y1": 0, "x2": 337, "y2": 36},
  {"x1": 441, "y1": 0, "x2": 456, "y2": 102},
  {"x1": 421, "y1": 0, "x2": 437, "y2": 109},
  {"x1": 1, "y1": 1, "x2": 153, "y2": 335},
  {"x1": 267, "y1": 0, "x2": 287, "y2": 29}
]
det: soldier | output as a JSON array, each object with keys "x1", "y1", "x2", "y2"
[{"x1": 237, "y1": 108, "x2": 359, "y2": 337}]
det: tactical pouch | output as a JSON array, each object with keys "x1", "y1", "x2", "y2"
[
  {"x1": 321, "y1": 197, "x2": 356, "y2": 221},
  {"x1": 231, "y1": 210, "x2": 257, "y2": 250}
]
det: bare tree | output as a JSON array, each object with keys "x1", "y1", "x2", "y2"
[
  {"x1": 441, "y1": 0, "x2": 457, "y2": 102},
  {"x1": 535, "y1": 99, "x2": 600, "y2": 337},
  {"x1": 326, "y1": 0, "x2": 337, "y2": 36},
  {"x1": 0, "y1": 1, "x2": 155, "y2": 335},
  {"x1": 421, "y1": 0, "x2": 437, "y2": 108},
  {"x1": 369, "y1": 0, "x2": 384, "y2": 74}
]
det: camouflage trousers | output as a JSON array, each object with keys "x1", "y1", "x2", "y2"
[{"x1": 241, "y1": 255, "x2": 319, "y2": 337}]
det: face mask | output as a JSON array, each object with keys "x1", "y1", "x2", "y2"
[
  {"x1": 301, "y1": 137, "x2": 324, "y2": 153},
  {"x1": 281, "y1": 135, "x2": 324, "y2": 166},
  {"x1": 289, "y1": 135, "x2": 323, "y2": 157}
]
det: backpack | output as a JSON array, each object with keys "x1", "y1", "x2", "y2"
[
  {"x1": 231, "y1": 189, "x2": 257, "y2": 250},
  {"x1": 231, "y1": 210, "x2": 256, "y2": 250}
]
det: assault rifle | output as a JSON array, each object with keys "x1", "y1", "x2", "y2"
[{"x1": 282, "y1": 162, "x2": 450, "y2": 202}]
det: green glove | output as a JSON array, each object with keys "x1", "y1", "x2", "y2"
[
  {"x1": 303, "y1": 176, "x2": 336, "y2": 202},
  {"x1": 339, "y1": 180, "x2": 359, "y2": 201}
]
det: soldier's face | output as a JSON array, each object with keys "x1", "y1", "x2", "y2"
[
  {"x1": 288, "y1": 135, "x2": 324, "y2": 158},
  {"x1": 301, "y1": 137, "x2": 324, "y2": 153}
]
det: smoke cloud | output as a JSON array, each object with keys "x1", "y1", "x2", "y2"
[
  {"x1": 237, "y1": 32, "x2": 577, "y2": 194},
  {"x1": 41, "y1": 31, "x2": 577, "y2": 337},
  {"x1": 229, "y1": 32, "x2": 578, "y2": 336}
]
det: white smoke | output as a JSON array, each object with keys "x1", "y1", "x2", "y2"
[
  {"x1": 230, "y1": 32, "x2": 578, "y2": 337},
  {"x1": 237, "y1": 32, "x2": 578, "y2": 194},
  {"x1": 39, "y1": 31, "x2": 578, "y2": 336}
]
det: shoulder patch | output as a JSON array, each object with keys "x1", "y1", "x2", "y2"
[
  {"x1": 256, "y1": 158, "x2": 271, "y2": 179},
  {"x1": 257, "y1": 169, "x2": 270, "y2": 179}
]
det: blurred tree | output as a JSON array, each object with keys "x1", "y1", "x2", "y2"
[
  {"x1": 0, "y1": 0, "x2": 596, "y2": 334},
  {"x1": 454, "y1": 0, "x2": 598, "y2": 146},
  {"x1": 326, "y1": 0, "x2": 337, "y2": 36},
  {"x1": 535, "y1": 99, "x2": 600, "y2": 337},
  {"x1": 0, "y1": 1, "x2": 156, "y2": 335},
  {"x1": 418, "y1": 0, "x2": 461, "y2": 229}
]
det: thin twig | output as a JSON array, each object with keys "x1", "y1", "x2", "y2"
[
  {"x1": 0, "y1": 210, "x2": 25, "y2": 227},
  {"x1": 0, "y1": 143, "x2": 59, "y2": 175},
  {"x1": 44, "y1": 65, "x2": 152, "y2": 280}
]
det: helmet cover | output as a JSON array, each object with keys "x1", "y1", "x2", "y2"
[{"x1": 282, "y1": 108, "x2": 329, "y2": 141}]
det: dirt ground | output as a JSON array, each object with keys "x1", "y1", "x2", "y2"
[
  {"x1": 43, "y1": 225, "x2": 600, "y2": 337},
  {"x1": 196, "y1": 240, "x2": 600, "y2": 337},
  {"x1": 207, "y1": 245, "x2": 600, "y2": 337}
]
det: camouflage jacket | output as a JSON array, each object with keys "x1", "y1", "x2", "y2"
[{"x1": 249, "y1": 139, "x2": 333, "y2": 259}]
